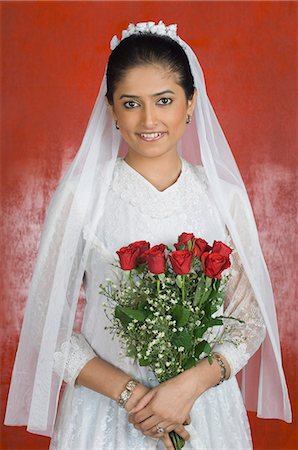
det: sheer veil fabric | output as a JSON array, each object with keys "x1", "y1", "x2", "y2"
[{"x1": 4, "y1": 22, "x2": 292, "y2": 437}]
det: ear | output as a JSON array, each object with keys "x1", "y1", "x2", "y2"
[
  {"x1": 187, "y1": 88, "x2": 197, "y2": 115},
  {"x1": 105, "y1": 98, "x2": 117, "y2": 121}
]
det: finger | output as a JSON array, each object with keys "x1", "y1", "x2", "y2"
[
  {"x1": 162, "y1": 433, "x2": 175, "y2": 450},
  {"x1": 133, "y1": 415, "x2": 156, "y2": 432},
  {"x1": 183, "y1": 414, "x2": 191, "y2": 425},
  {"x1": 133, "y1": 405, "x2": 154, "y2": 424},
  {"x1": 129, "y1": 390, "x2": 156, "y2": 414},
  {"x1": 154, "y1": 421, "x2": 177, "y2": 435},
  {"x1": 173, "y1": 424, "x2": 191, "y2": 441},
  {"x1": 134, "y1": 415, "x2": 162, "y2": 432}
]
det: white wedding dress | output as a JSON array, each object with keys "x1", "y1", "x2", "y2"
[{"x1": 49, "y1": 157, "x2": 266, "y2": 450}]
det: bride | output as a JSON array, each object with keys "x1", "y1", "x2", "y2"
[{"x1": 4, "y1": 21, "x2": 291, "y2": 450}]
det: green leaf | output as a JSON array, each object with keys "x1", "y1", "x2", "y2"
[
  {"x1": 194, "y1": 340, "x2": 212, "y2": 358},
  {"x1": 171, "y1": 305, "x2": 191, "y2": 327},
  {"x1": 175, "y1": 275, "x2": 182, "y2": 288},
  {"x1": 215, "y1": 279, "x2": 221, "y2": 290},
  {"x1": 203, "y1": 342, "x2": 212, "y2": 354},
  {"x1": 204, "y1": 302, "x2": 212, "y2": 318},
  {"x1": 205, "y1": 276, "x2": 212, "y2": 288},
  {"x1": 139, "y1": 358, "x2": 150, "y2": 367},
  {"x1": 194, "y1": 325, "x2": 207, "y2": 339},
  {"x1": 172, "y1": 331, "x2": 192, "y2": 350},
  {"x1": 183, "y1": 356, "x2": 197, "y2": 370},
  {"x1": 208, "y1": 318, "x2": 223, "y2": 327},
  {"x1": 194, "y1": 340, "x2": 208, "y2": 358},
  {"x1": 203, "y1": 287, "x2": 213, "y2": 303},
  {"x1": 193, "y1": 276, "x2": 206, "y2": 305},
  {"x1": 115, "y1": 306, "x2": 132, "y2": 328},
  {"x1": 116, "y1": 306, "x2": 146, "y2": 322}
]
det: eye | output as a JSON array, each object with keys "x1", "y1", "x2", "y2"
[
  {"x1": 123, "y1": 100, "x2": 139, "y2": 109},
  {"x1": 157, "y1": 97, "x2": 173, "y2": 105}
]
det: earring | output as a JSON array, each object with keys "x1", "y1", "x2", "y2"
[
  {"x1": 186, "y1": 115, "x2": 192, "y2": 124},
  {"x1": 115, "y1": 121, "x2": 119, "y2": 130}
]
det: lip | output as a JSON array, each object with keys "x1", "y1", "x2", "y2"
[{"x1": 137, "y1": 132, "x2": 167, "y2": 142}]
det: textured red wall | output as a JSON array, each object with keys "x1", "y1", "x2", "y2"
[{"x1": 1, "y1": 1, "x2": 297, "y2": 449}]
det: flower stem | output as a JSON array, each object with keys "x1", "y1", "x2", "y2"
[
  {"x1": 129, "y1": 272, "x2": 134, "y2": 289},
  {"x1": 181, "y1": 275, "x2": 186, "y2": 302},
  {"x1": 157, "y1": 277, "x2": 160, "y2": 295},
  {"x1": 197, "y1": 277, "x2": 207, "y2": 311}
]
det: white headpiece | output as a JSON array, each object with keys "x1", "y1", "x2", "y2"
[
  {"x1": 5, "y1": 21, "x2": 291, "y2": 436},
  {"x1": 110, "y1": 20, "x2": 185, "y2": 50}
]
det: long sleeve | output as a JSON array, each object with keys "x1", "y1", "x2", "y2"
[
  {"x1": 53, "y1": 333, "x2": 97, "y2": 386},
  {"x1": 212, "y1": 232, "x2": 267, "y2": 378}
]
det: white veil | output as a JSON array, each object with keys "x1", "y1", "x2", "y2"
[{"x1": 4, "y1": 21, "x2": 292, "y2": 437}]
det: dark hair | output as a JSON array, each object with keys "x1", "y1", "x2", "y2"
[{"x1": 106, "y1": 33, "x2": 195, "y2": 104}]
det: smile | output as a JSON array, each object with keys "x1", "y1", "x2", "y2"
[{"x1": 138, "y1": 132, "x2": 166, "y2": 142}]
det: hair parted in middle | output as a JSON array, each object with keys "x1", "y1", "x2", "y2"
[{"x1": 105, "y1": 33, "x2": 195, "y2": 104}]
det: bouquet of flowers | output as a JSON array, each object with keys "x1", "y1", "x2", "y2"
[{"x1": 99, "y1": 232, "x2": 242, "y2": 450}]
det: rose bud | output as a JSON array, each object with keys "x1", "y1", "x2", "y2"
[
  {"x1": 169, "y1": 249, "x2": 193, "y2": 275},
  {"x1": 143, "y1": 244, "x2": 167, "y2": 274},
  {"x1": 201, "y1": 252, "x2": 231, "y2": 279},
  {"x1": 193, "y1": 238, "x2": 212, "y2": 257},
  {"x1": 178, "y1": 232, "x2": 195, "y2": 244},
  {"x1": 129, "y1": 240, "x2": 150, "y2": 264},
  {"x1": 116, "y1": 245, "x2": 140, "y2": 270},
  {"x1": 212, "y1": 241, "x2": 233, "y2": 258}
]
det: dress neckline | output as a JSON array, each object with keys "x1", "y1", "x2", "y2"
[
  {"x1": 111, "y1": 157, "x2": 207, "y2": 219},
  {"x1": 119, "y1": 157, "x2": 186, "y2": 194}
]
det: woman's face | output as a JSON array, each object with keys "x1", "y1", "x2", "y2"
[{"x1": 109, "y1": 64, "x2": 197, "y2": 160}]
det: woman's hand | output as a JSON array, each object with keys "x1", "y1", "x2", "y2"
[
  {"x1": 125, "y1": 383, "x2": 191, "y2": 446},
  {"x1": 128, "y1": 355, "x2": 230, "y2": 444},
  {"x1": 124, "y1": 380, "x2": 191, "y2": 444},
  {"x1": 128, "y1": 368, "x2": 199, "y2": 441}
]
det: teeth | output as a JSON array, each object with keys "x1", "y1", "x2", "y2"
[{"x1": 140, "y1": 132, "x2": 162, "y2": 139}]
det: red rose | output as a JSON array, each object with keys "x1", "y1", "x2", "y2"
[
  {"x1": 174, "y1": 232, "x2": 195, "y2": 250},
  {"x1": 144, "y1": 244, "x2": 166, "y2": 274},
  {"x1": 212, "y1": 241, "x2": 233, "y2": 257},
  {"x1": 178, "y1": 232, "x2": 195, "y2": 244},
  {"x1": 129, "y1": 240, "x2": 150, "y2": 264},
  {"x1": 201, "y1": 252, "x2": 231, "y2": 279},
  {"x1": 193, "y1": 238, "x2": 212, "y2": 257},
  {"x1": 169, "y1": 249, "x2": 193, "y2": 275},
  {"x1": 116, "y1": 245, "x2": 140, "y2": 270}
]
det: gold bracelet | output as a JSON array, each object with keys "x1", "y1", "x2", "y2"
[
  {"x1": 117, "y1": 379, "x2": 138, "y2": 408},
  {"x1": 211, "y1": 352, "x2": 227, "y2": 386}
]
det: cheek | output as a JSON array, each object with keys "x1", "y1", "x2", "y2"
[
  {"x1": 169, "y1": 110, "x2": 187, "y2": 131},
  {"x1": 117, "y1": 112, "x2": 137, "y2": 131}
]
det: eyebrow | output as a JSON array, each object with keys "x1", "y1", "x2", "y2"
[{"x1": 119, "y1": 90, "x2": 175, "y2": 100}]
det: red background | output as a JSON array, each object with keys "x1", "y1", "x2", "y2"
[{"x1": 1, "y1": 1, "x2": 297, "y2": 449}]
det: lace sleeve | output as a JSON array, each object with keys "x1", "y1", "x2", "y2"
[
  {"x1": 53, "y1": 333, "x2": 97, "y2": 386},
  {"x1": 212, "y1": 232, "x2": 267, "y2": 378}
]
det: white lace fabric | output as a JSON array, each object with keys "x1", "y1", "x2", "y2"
[
  {"x1": 213, "y1": 244, "x2": 266, "y2": 377},
  {"x1": 53, "y1": 333, "x2": 96, "y2": 386}
]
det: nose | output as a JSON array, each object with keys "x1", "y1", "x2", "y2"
[{"x1": 141, "y1": 104, "x2": 158, "y2": 129}]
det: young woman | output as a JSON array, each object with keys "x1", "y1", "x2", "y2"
[{"x1": 5, "y1": 21, "x2": 291, "y2": 450}]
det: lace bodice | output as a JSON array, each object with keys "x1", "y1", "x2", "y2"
[{"x1": 52, "y1": 157, "x2": 266, "y2": 386}]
